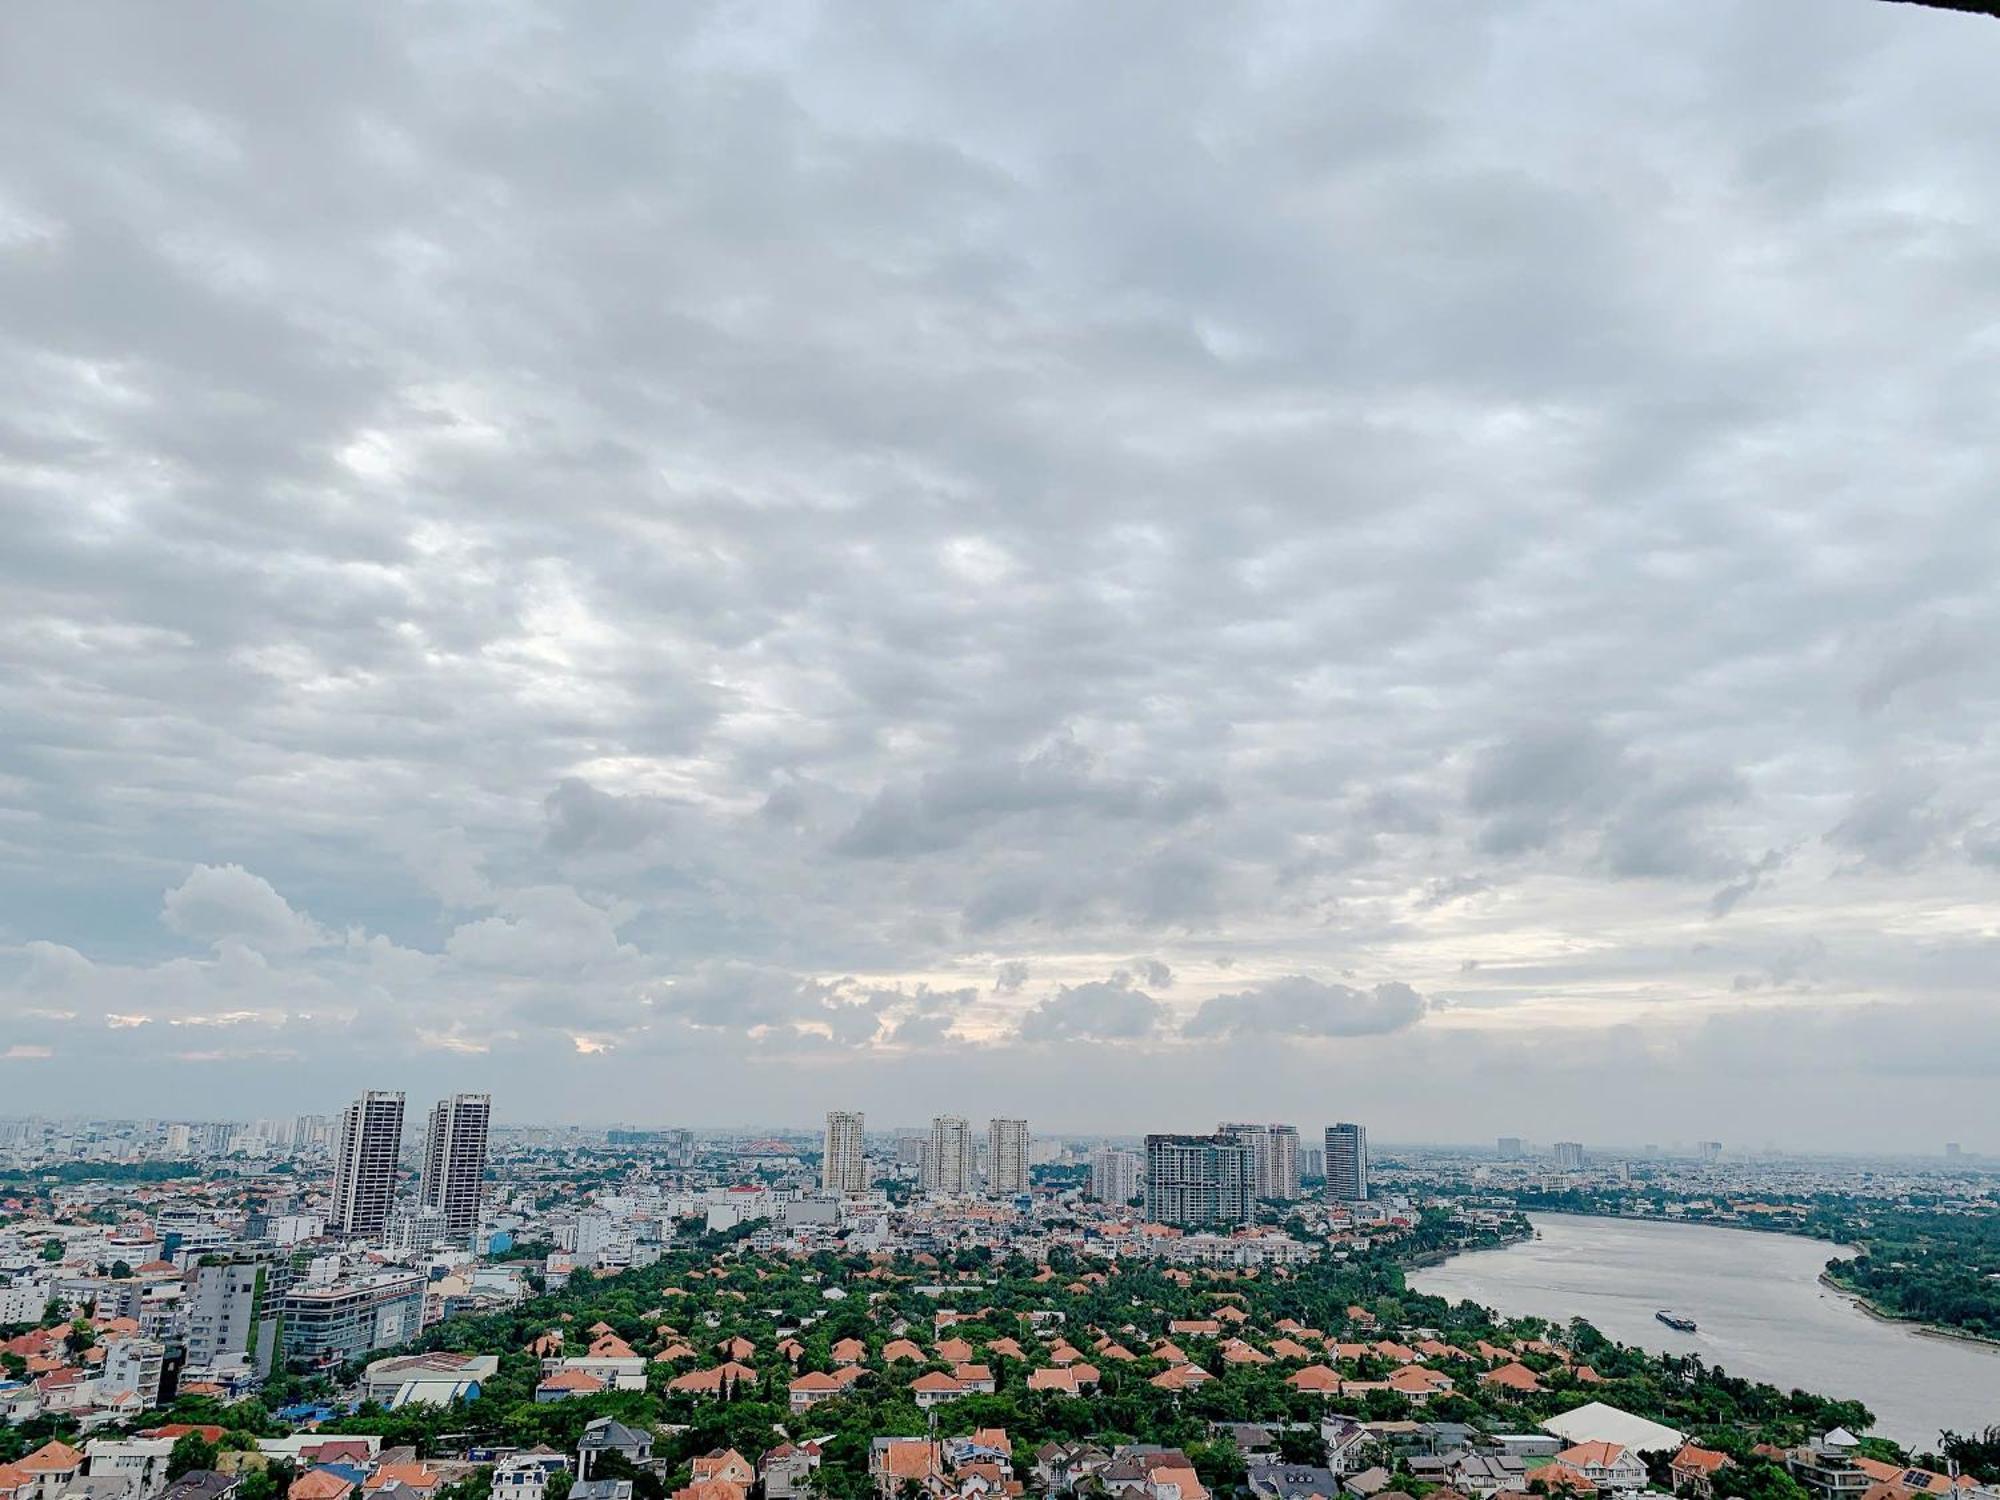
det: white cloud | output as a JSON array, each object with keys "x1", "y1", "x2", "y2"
[{"x1": 161, "y1": 865, "x2": 331, "y2": 953}]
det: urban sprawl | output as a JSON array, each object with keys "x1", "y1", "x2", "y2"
[{"x1": 0, "y1": 1099, "x2": 1993, "y2": 1500}]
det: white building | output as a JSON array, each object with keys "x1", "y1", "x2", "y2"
[
  {"x1": 987, "y1": 1119, "x2": 1030, "y2": 1197},
  {"x1": 822, "y1": 1111, "x2": 866, "y2": 1194},
  {"x1": 922, "y1": 1115, "x2": 975, "y2": 1197},
  {"x1": 1090, "y1": 1149, "x2": 1141, "y2": 1205}
]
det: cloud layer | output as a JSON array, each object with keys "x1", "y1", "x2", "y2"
[{"x1": 2, "y1": 0, "x2": 1999, "y2": 1146}]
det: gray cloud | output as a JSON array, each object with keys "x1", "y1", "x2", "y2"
[
  {"x1": 1184, "y1": 976, "x2": 1428, "y2": 1040},
  {"x1": 544, "y1": 777, "x2": 677, "y2": 855},
  {"x1": 1826, "y1": 777, "x2": 1950, "y2": 870},
  {"x1": 1017, "y1": 978, "x2": 1168, "y2": 1042},
  {"x1": 0, "y1": 0, "x2": 1997, "y2": 1145}
]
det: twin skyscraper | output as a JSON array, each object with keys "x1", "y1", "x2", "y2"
[{"x1": 328, "y1": 1090, "x2": 492, "y2": 1238}]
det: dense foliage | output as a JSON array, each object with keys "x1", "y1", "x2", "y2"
[{"x1": 188, "y1": 1213, "x2": 1884, "y2": 1496}]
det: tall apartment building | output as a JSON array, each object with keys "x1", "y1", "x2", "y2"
[
  {"x1": 822, "y1": 1111, "x2": 866, "y2": 1194},
  {"x1": 1143, "y1": 1133, "x2": 1255, "y2": 1227},
  {"x1": 1324, "y1": 1122, "x2": 1368, "y2": 1203},
  {"x1": 330, "y1": 1091, "x2": 406, "y2": 1238},
  {"x1": 183, "y1": 1254, "x2": 281, "y2": 1374},
  {"x1": 1220, "y1": 1122, "x2": 1302, "y2": 1201},
  {"x1": 1219, "y1": 1123, "x2": 1273, "y2": 1199},
  {"x1": 1552, "y1": 1140, "x2": 1585, "y2": 1170},
  {"x1": 1090, "y1": 1148, "x2": 1142, "y2": 1205},
  {"x1": 1497, "y1": 1136, "x2": 1524, "y2": 1160},
  {"x1": 987, "y1": 1118, "x2": 1030, "y2": 1197},
  {"x1": 923, "y1": 1114, "x2": 975, "y2": 1196},
  {"x1": 420, "y1": 1093, "x2": 492, "y2": 1238},
  {"x1": 1299, "y1": 1145, "x2": 1325, "y2": 1180},
  {"x1": 1268, "y1": 1124, "x2": 1300, "y2": 1199}
]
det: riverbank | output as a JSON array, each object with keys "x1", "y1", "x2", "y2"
[
  {"x1": 1402, "y1": 1226, "x2": 1532, "y2": 1270},
  {"x1": 1817, "y1": 1272, "x2": 2000, "y2": 1351}
]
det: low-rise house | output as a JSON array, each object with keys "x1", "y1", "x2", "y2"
[
  {"x1": 13, "y1": 1443, "x2": 86, "y2": 1500},
  {"x1": 82, "y1": 1439, "x2": 172, "y2": 1499},
  {"x1": 1669, "y1": 1448, "x2": 1732, "y2": 1500},
  {"x1": 787, "y1": 1372, "x2": 845, "y2": 1413},
  {"x1": 689, "y1": 1454, "x2": 753, "y2": 1490},
  {"x1": 491, "y1": 1450, "x2": 569, "y2": 1500},
  {"x1": 870, "y1": 1441, "x2": 943, "y2": 1500},
  {"x1": 534, "y1": 1369, "x2": 605, "y2": 1403},
  {"x1": 910, "y1": 1371, "x2": 966, "y2": 1408},
  {"x1": 759, "y1": 1444, "x2": 821, "y2": 1500},
  {"x1": 1551, "y1": 1445, "x2": 1648, "y2": 1493},
  {"x1": 1248, "y1": 1469, "x2": 1339, "y2": 1500},
  {"x1": 665, "y1": 1363, "x2": 755, "y2": 1398},
  {"x1": 1449, "y1": 1455, "x2": 1528, "y2": 1498},
  {"x1": 1287, "y1": 1366, "x2": 1342, "y2": 1396},
  {"x1": 287, "y1": 1473, "x2": 355, "y2": 1500},
  {"x1": 1480, "y1": 1364, "x2": 1540, "y2": 1394},
  {"x1": 1033, "y1": 1445, "x2": 1112, "y2": 1496},
  {"x1": 363, "y1": 1467, "x2": 441, "y2": 1500},
  {"x1": 158, "y1": 1475, "x2": 240, "y2": 1500},
  {"x1": 952, "y1": 1364, "x2": 996, "y2": 1395},
  {"x1": 577, "y1": 1420, "x2": 653, "y2": 1482}
]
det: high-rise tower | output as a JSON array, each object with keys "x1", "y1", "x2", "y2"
[
  {"x1": 331, "y1": 1090, "x2": 405, "y2": 1237},
  {"x1": 420, "y1": 1093, "x2": 491, "y2": 1238}
]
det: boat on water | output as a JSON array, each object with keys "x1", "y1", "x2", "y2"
[{"x1": 1656, "y1": 1309, "x2": 1698, "y2": 1332}]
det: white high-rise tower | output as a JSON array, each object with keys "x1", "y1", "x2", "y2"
[
  {"x1": 822, "y1": 1110, "x2": 866, "y2": 1193},
  {"x1": 987, "y1": 1118, "x2": 1030, "y2": 1197},
  {"x1": 923, "y1": 1114, "x2": 975, "y2": 1196}
]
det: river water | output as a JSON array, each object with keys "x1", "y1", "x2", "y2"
[{"x1": 1408, "y1": 1212, "x2": 2000, "y2": 1449}]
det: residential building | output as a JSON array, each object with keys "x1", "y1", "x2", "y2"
[
  {"x1": 577, "y1": 1418, "x2": 652, "y2": 1481},
  {"x1": 1144, "y1": 1134, "x2": 1254, "y2": 1228},
  {"x1": 1552, "y1": 1141, "x2": 1586, "y2": 1171},
  {"x1": 1497, "y1": 1138, "x2": 1524, "y2": 1160},
  {"x1": 1299, "y1": 1146, "x2": 1325, "y2": 1180},
  {"x1": 1268, "y1": 1125, "x2": 1300, "y2": 1200},
  {"x1": 491, "y1": 1453, "x2": 569, "y2": 1500},
  {"x1": 987, "y1": 1118, "x2": 1030, "y2": 1197},
  {"x1": 183, "y1": 1256, "x2": 280, "y2": 1375},
  {"x1": 1325, "y1": 1124, "x2": 1368, "y2": 1204},
  {"x1": 419, "y1": 1093, "x2": 491, "y2": 1239},
  {"x1": 1219, "y1": 1124, "x2": 1275, "y2": 1199},
  {"x1": 1551, "y1": 1443, "x2": 1649, "y2": 1492},
  {"x1": 1091, "y1": 1149, "x2": 1142, "y2": 1206},
  {"x1": 330, "y1": 1091, "x2": 406, "y2": 1238},
  {"x1": 1669, "y1": 1447, "x2": 1732, "y2": 1499},
  {"x1": 100, "y1": 1337, "x2": 166, "y2": 1407},
  {"x1": 277, "y1": 1273, "x2": 425, "y2": 1367},
  {"x1": 821, "y1": 1112, "x2": 866, "y2": 1195},
  {"x1": 82, "y1": 1439, "x2": 173, "y2": 1500},
  {"x1": 923, "y1": 1115, "x2": 975, "y2": 1197}
]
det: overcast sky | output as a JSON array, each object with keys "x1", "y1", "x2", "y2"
[{"x1": 3, "y1": 1, "x2": 1998, "y2": 1150}]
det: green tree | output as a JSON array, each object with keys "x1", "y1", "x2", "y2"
[
  {"x1": 167, "y1": 1433, "x2": 220, "y2": 1481},
  {"x1": 40, "y1": 1240, "x2": 64, "y2": 1263}
]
